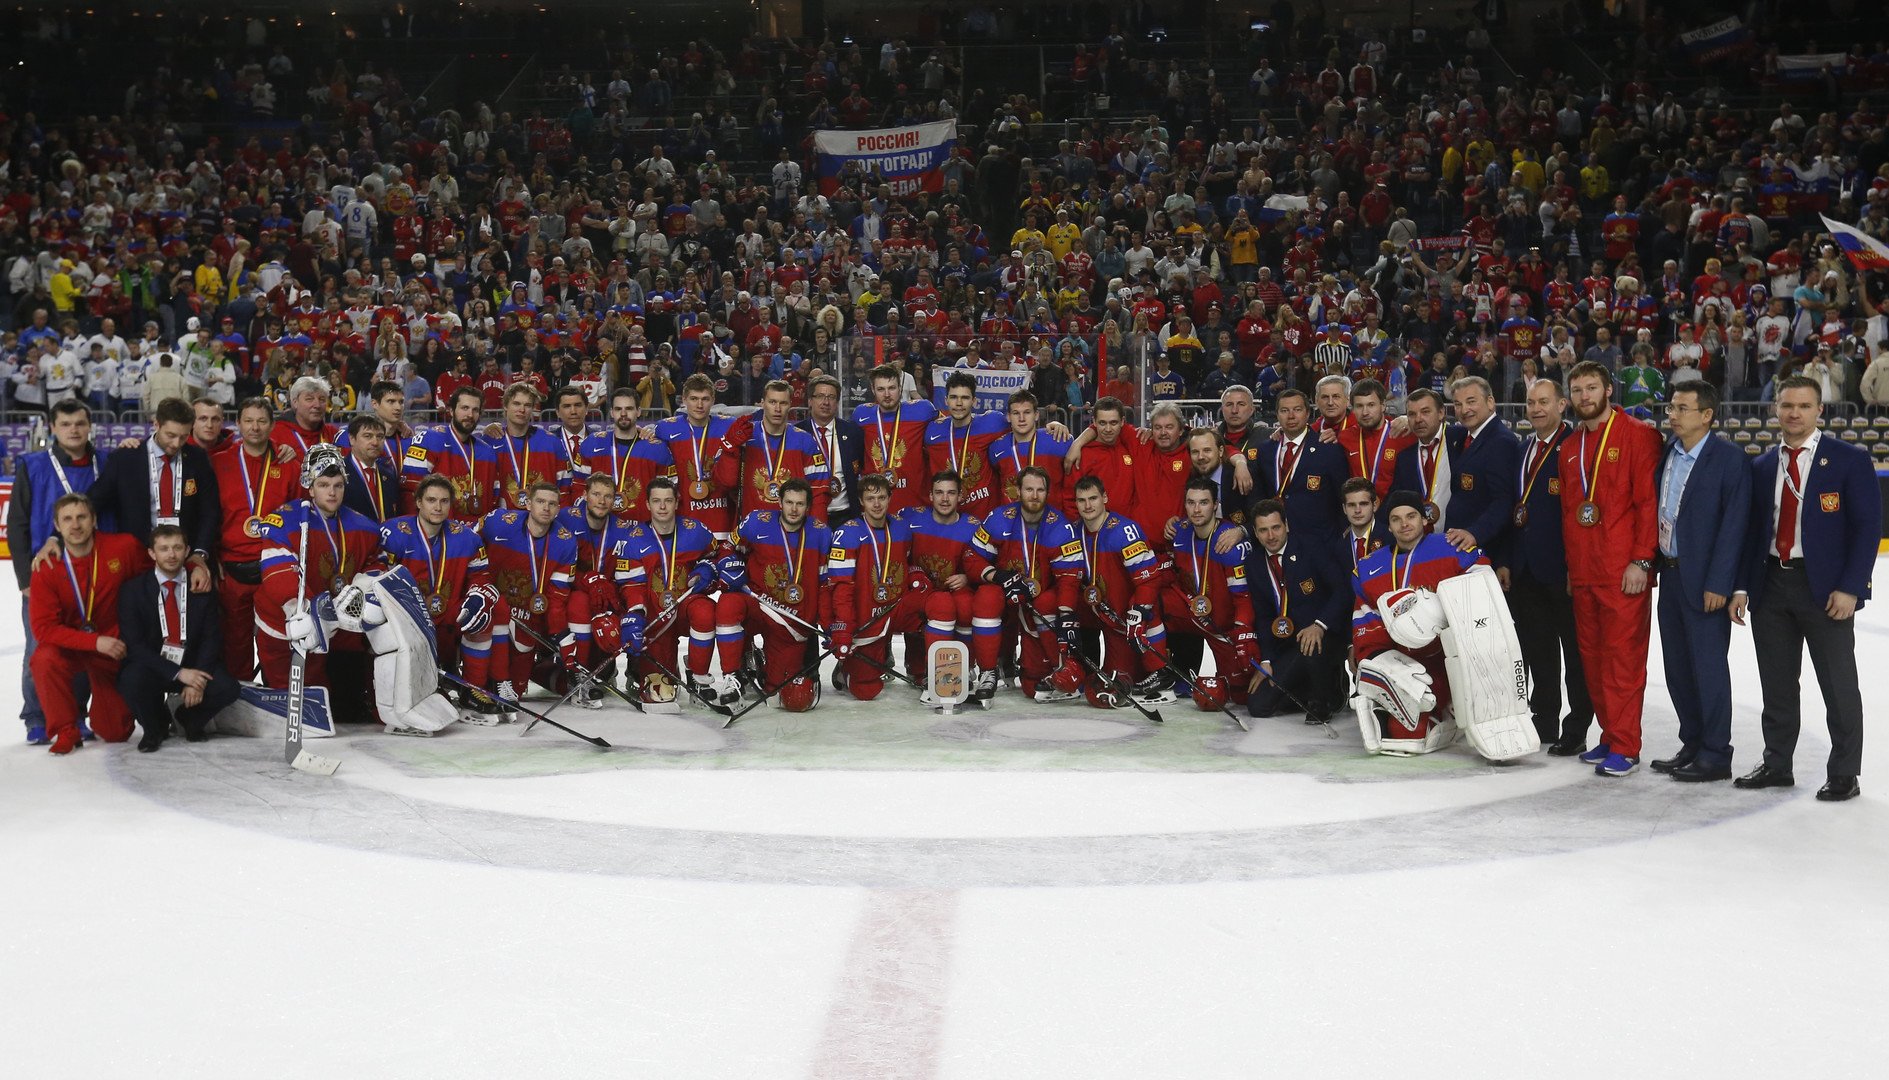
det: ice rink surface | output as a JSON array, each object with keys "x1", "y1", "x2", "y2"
[{"x1": 4, "y1": 564, "x2": 1889, "y2": 1080}]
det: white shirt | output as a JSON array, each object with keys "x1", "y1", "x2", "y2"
[
  {"x1": 810, "y1": 419, "x2": 850, "y2": 513},
  {"x1": 147, "y1": 437, "x2": 185, "y2": 528},
  {"x1": 1771, "y1": 429, "x2": 1820, "y2": 560}
]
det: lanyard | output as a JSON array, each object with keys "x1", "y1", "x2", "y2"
[
  {"x1": 418, "y1": 521, "x2": 445, "y2": 596},
  {"x1": 62, "y1": 547, "x2": 98, "y2": 628},
  {"x1": 1352, "y1": 424, "x2": 1389, "y2": 486},
  {"x1": 156, "y1": 576, "x2": 189, "y2": 644},
  {"x1": 527, "y1": 525, "x2": 549, "y2": 595},
  {"x1": 352, "y1": 456, "x2": 384, "y2": 519},
  {"x1": 240, "y1": 446, "x2": 273, "y2": 517},
  {"x1": 779, "y1": 519, "x2": 806, "y2": 594},
  {"x1": 316, "y1": 507, "x2": 348, "y2": 582},
  {"x1": 49, "y1": 450, "x2": 83, "y2": 494},
  {"x1": 1518, "y1": 429, "x2": 1557, "y2": 505},
  {"x1": 1577, "y1": 409, "x2": 1619, "y2": 502},
  {"x1": 154, "y1": 450, "x2": 184, "y2": 518},
  {"x1": 864, "y1": 522, "x2": 890, "y2": 590}
]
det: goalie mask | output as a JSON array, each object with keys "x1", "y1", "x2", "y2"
[{"x1": 300, "y1": 442, "x2": 347, "y2": 490}]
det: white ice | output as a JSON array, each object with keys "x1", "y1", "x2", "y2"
[{"x1": 3, "y1": 563, "x2": 1888, "y2": 1080}]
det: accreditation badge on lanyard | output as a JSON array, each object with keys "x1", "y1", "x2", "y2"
[{"x1": 158, "y1": 584, "x2": 188, "y2": 666}]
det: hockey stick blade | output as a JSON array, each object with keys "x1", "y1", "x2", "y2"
[
  {"x1": 722, "y1": 648, "x2": 832, "y2": 727},
  {"x1": 438, "y1": 672, "x2": 612, "y2": 747}
]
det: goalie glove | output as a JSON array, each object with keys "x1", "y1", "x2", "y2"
[
  {"x1": 828, "y1": 622, "x2": 853, "y2": 660},
  {"x1": 332, "y1": 581, "x2": 368, "y2": 633},
  {"x1": 286, "y1": 603, "x2": 326, "y2": 653},
  {"x1": 619, "y1": 611, "x2": 647, "y2": 656},
  {"x1": 458, "y1": 583, "x2": 500, "y2": 635}
]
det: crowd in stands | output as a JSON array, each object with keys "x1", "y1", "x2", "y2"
[{"x1": 1, "y1": 0, "x2": 1888, "y2": 452}]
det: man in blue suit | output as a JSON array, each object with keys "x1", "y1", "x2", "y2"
[
  {"x1": 1259, "y1": 388, "x2": 1348, "y2": 542},
  {"x1": 1390, "y1": 388, "x2": 1452, "y2": 532},
  {"x1": 1442, "y1": 375, "x2": 1520, "y2": 559},
  {"x1": 1247, "y1": 498, "x2": 1351, "y2": 722},
  {"x1": 1649, "y1": 380, "x2": 1751, "y2": 782},
  {"x1": 1500, "y1": 377, "x2": 1593, "y2": 754},
  {"x1": 1730, "y1": 375, "x2": 1882, "y2": 801},
  {"x1": 798, "y1": 375, "x2": 866, "y2": 527}
]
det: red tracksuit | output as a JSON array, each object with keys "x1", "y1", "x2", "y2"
[
  {"x1": 212, "y1": 441, "x2": 304, "y2": 681},
  {"x1": 1558, "y1": 406, "x2": 1660, "y2": 758},
  {"x1": 29, "y1": 533, "x2": 150, "y2": 742},
  {"x1": 1337, "y1": 421, "x2": 1416, "y2": 501}
]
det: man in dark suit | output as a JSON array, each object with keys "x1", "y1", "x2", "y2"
[
  {"x1": 1501, "y1": 378, "x2": 1593, "y2": 753},
  {"x1": 86, "y1": 395, "x2": 221, "y2": 593},
  {"x1": 799, "y1": 374, "x2": 866, "y2": 527},
  {"x1": 1731, "y1": 375, "x2": 1882, "y2": 801},
  {"x1": 1390, "y1": 388, "x2": 1452, "y2": 532},
  {"x1": 340, "y1": 414, "x2": 402, "y2": 523},
  {"x1": 1258, "y1": 388, "x2": 1347, "y2": 542},
  {"x1": 1649, "y1": 380, "x2": 1751, "y2": 781},
  {"x1": 1442, "y1": 375, "x2": 1520, "y2": 559},
  {"x1": 1246, "y1": 497, "x2": 1351, "y2": 722},
  {"x1": 115, "y1": 524, "x2": 242, "y2": 752}
]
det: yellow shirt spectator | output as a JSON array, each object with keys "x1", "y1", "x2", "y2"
[
  {"x1": 1580, "y1": 164, "x2": 1612, "y2": 200},
  {"x1": 48, "y1": 264, "x2": 78, "y2": 313},
  {"x1": 1046, "y1": 222, "x2": 1082, "y2": 261},
  {"x1": 194, "y1": 262, "x2": 225, "y2": 302},
  {"x1": 1010, "y1": 227, "x2": 1046, "y2": 251}
]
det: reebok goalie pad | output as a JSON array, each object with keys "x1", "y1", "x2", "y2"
[{"x1": 1436, "y1": 567, "x2": 1539, "y2": 761}]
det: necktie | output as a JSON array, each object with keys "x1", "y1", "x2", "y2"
[
  {"x1": 1268, "y1": 552, "x2": 1284, "y2": 588},
  {"x1": 1280, "y1": 440, "x2": 1298, "y2": 485},
  {"x1": 1355, "y1": 537, "x2": 1367, "y2": 563},
  {"x1": 162, "y1": 580, "x2": 183, "y2": 646},
  {"x1": 1776, "y1": 446, "x2": 1803, "y2": 559},
  {"x1": 1462, "y1": 430, "x2": 1475, "y2": 452},
  {"x1": 159, "y1": 455, "x2": 177, "y2": 518}
]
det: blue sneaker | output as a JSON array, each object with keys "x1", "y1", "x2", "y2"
[
  {"x1": 25, "y1": 723, "x2": 48, "y2": 746},
  {"x1": 1578, "y1": 744, "x2": 1612, "y2": 766},
  {"x1": 1595, "y1": 753, "x2": 1640, "y2": 777}
]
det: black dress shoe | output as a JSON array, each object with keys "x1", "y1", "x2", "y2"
[
  {"x1": 136, "y1": 732, "x2": 166, "y2": 753},
  {"x1": 1670, "y1": 760, "x2": 1732, "y2": 783},
  {"x1": 1650, "y1": 748, "x2": 1698, "y2": 774},
  {"x1": 1734, "y1": 763, "x2": 1795, "y2": 789},
  {"x1": 1547, "y1": 736, "x2": 1587, "y2": 757},
  {"x1": 1816, "y1": 776, "x2": 1860, "y2": 802}
]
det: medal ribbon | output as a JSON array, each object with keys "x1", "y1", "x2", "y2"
[
  {"x1": 780, "y1": 519, "x2": 806, "y2": 597},
  {"x1": 317, "y1": 507, "x2": 348, "y2": 584},
  {"x1": 1577, "y1": 409, "x2": 1618, "y2": 503},
  {"x1": 503, "y1": 432, "x2": 526, "y2": 496},
  {"x1": 1517, "y1": 428, "x2": 1558, "y2": 507},
  {"x1": 759, "y1": 428, "x2": 782, "y2": 498},
  {"x1": 613, "y1": 436, "x2": 635, "y2": 494},
  {"x1": 353, "y1": 456, "x2": 384, "y2": 520},
  {"x1": 62, "y1": 547, "x2": 97, "y2": 628},
  {"x1": 865, "y1": 522, "x2": 890, "y2": 593},
  {"x1": 690, "y1": 421, "x2": 710, "y2": 487},
  {"x1": 1080, "y1": 522, "x2": 1098, "y2": 587},
  {"x1": 448, "y1": 426, "x2": 474, "y2": 480},
  {"x1": 1277, "y1": 435, "x2": 1304, "y2": 490},
  {"x1": 655, "y1": 527, "x2": 679, "y2": 594},
  {"x1": 528, "y1": 525, "x2": 549, "y2": 598},
  {"x1": 419, "y1": 522, "x2": 444, "y2": 597},
  {"x1": 948, "y1": 420, "x2": 970, "y2": 474},
  {"x1": 1010, "y1": 433, "x2": 1039, "y2": 479},
  {"x1": 1419, "y1": 439, "x2": 1441, "y2": 502},
  {"x1": 1019, "y1": 515, "x2": 1037, "y2": 584},
  {"x1": 241, "y1": 446, "x2": 273, "y2": 518},
  {"x1": 1188, "y1": 529, "x2": 1210, "y2": 599},
  {"x1": 1354, "y1": 424, "x2": 1389, "y2": 486},
  {"x1": 1265, "y1": 548, "x2": 1288, "y2": 621},
  {"x1": 1390, "y1": 546, "x2": 1414, "y2": 592},
  {"x1": 874, "y1": 408, "x2": 897, "y2": 474}
]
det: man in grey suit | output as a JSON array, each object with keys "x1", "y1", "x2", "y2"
[{"x1": 1649, "y1": 381, "x2": 1751, "y2": 782}]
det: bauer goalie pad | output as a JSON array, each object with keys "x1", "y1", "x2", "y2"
[
  {"x1": 360, "y1": 567, "x2": 460, "y2": 735},
  {"x1": 1436, "y1": 567, "x2": 1539, "y2": 761},
  {"x1": 214, "y1": 684, "x2": 337, "y2": 739},
  {"x1": 1352, "y1": 651, "x2": 1454, "y2": 755}
]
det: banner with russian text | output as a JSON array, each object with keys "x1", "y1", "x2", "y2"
[
  {"x1": 815, "y1": 121, "x2": 958, "y2": 198},
  {"x1": 931, "y1": 365, "x2": 1031, "y2": 413}
]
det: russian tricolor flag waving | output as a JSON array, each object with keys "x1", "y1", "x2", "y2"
[{"x1": 1821, "y1": 214, "x2": 1889, "y2": 272}]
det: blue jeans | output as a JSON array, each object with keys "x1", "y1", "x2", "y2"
[{"x1": 20, "y1": 594, "x2": 43, "y2": 726}]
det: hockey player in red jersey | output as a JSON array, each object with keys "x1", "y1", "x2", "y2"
[
  {"x1": 989, "y1": 391, "x2": 1076, "y2": 517},
  {"x1": 403, "y1": 386, "x2": 500, "y2": 522},
  {"x1": 380, "y1": 474, "x2": 504, "y2": 709},
  {"x1": 714, "y1": 379, "x2": 832, "y2": 519},
  {"x1": 479, "y1": 482, "x2": 578, "y2": 703},
  {"x1": 488, "y1": 384, "x2": 567, "y2": 512},
  {"x1": 712, "y1": 479, "x2": 833, "y2": 703},
  {"x1": 1159, "y1": 477, "x2": 1260, "y2": 703},
  {"x1": 964, "y1": 466, "x2": 1086, "y2": 703},
  {"x1": 1071, "y1": 474, "x2": 1178, "y2": 705},
  {"x1": 827, "y1": 474, "x2": 942, "y2": 700},
  {"x1": 901, "y1": 470, "x2": 986, "y2": 689},
  {"x1": 853, "y1": 363, "x2": 936, "y2": 514},
  {"x1": 576, "y1": 387, "x2": 674, "y2": 521},
  {"x1": 655, "y1": 373, "x2": 738, "y2": 537},
  {"x1": 615, "y1": 477, "x2": 720, "y2": 706},
  {"x1": 925, "y1": 373, "x2": 1009, "y2": 520},
  {"x1": 557, "y1": 473, "x2": 649, "y2": 707}
]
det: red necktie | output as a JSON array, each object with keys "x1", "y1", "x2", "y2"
[
  {"x1": 1280, "y1": 440, "x2": 1298, "y2": 484},
  {"x1": 162, "y1": 580, "x2": 183, "y2": 646},
  {"x1": 1775, "y1": 446, "x2": 1803, "y2": 559},
  {"x1": 1462, "y1": 431, "x2": 1474, "y2": 452},
  {"x1": 1268, "y1": 552, "x2": 1284, "y2": 587},
  {"x1": 159, "y1": 455, "x2": 176, "y2": 518},
  {"x1": 1355, "y1": 537, "x2": 1367, "y2": 562}
]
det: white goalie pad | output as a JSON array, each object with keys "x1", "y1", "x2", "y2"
[
  {"x1": 213, "y1": 685, "x2": 337, "y2": 739},
  {"x1": 358, "y1": 568, "x2": 460, "y2": 735},
  {"x1": 1351, "y1": 651, "x2": 1454, "y2": 755},
  {"x1": 1436, "y1": 568, "x2": 1540, "y2": 761}
]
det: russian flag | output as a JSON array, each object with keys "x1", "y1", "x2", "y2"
[{"x1": 1821, "y1": 215, "x2": 1889, "y2": 272}]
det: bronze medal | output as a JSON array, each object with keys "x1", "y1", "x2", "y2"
[
  {"x1": 427, "y1": 594, "x2": 445, "y2": 618},
  {"x1": 784, "y1": 584, "x2": 803, "y2": 604},
  {"x1": 244, "y1": 516, "x2": 264, "y2": 538},
  {"x1": 874, "y1": 585, "x2": 891, "y2": 603},
  {"x1": 530, "y1": 595, "x2": 547, "y2": 614},
  {"x1": 332, "y1": 576, "x2": 347, "y2": 593},
  {"x1": 515, "y1": 490, "x2": 529, "y2": 508},
  {"x1": 1577, "y1": 500, "x2": 1600, "y2": 527},
  {"x1": 1271, "y1": 616, "x2": 1294, "y2": 638},
  {"x1": 1512, "y1": 505, "x2": 1529, "y2": 528},
  {"x1": 1421, "y1": 501, "x2": 1440, "y2": 523},
  {"x1": 80, "y1": 622, "x2": 94, "y2": 633},
  {"x1": 1085, "y1": 585, "x2": 1101, "y2": 605},
  {"x1": 689, "y1": 479, "x2": 710, "y2": 500},
  {"x1": 657, "y1": 591, "x2": 673, "y2": 610},
  {"x1": 613, "y1": 494, "x2": 627, "y2": 511},
  {"x1": 1191, "y1": 595, "x2": 1212, "y2": 617},
  {"x1": 766, "y1": 483, "x2": 781, "y2": 501}
]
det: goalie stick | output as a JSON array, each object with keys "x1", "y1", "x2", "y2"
[
  {"x1": 437, "y1": 671, "x2": 612, "y2": 747},
  {"x1": 1009, "y1": 592, "x2": 1165, "y2": 724},
  {"x1": 284, "y1": 517, "x2": 342, "y2": 775}
]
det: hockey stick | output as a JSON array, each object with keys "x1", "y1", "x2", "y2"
[
  {"x1": 510, "y1": 615, "x2": 646, "y2": 715},
  {"x1": 620, "y1": 584, "x2": 736, "y2": 716},
  {"x1": 438, "y1": 670, "x2": 611, "y2": 747},
  {"x1": 285, "y1": 517, "x2": 341, "y2": 775},
  {"x1": 749, "y1": 589, "x2": 921, "y2": 689},
  {"x1": 1010, "y1": 592, "x2": 1164, "y2": 724},
  {"x1": 1162, "y1": 590, "x2": 1326, "y2": 726},
  {"x1": 721, "y1": 644, "x2": 834, "y2": 728}
]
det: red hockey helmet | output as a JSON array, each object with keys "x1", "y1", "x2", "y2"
[
  {"x1": 1047, "y1": 658, "x2": 1085, "y2": 694},
  {"x1": 778, "y1": 675, "x2": 821, "y2": 713},
  {"x1": 1084, "y1": 678, "x2": 1123, "y2": 710},
  {"x1": 591, "y1": 612, "x2": 622, "y2": 656},
  {"x1": 1191, "y1": 676, "x2": 1228, "y2": 711}
]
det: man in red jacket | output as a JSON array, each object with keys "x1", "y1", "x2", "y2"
[
  {"x1": 28, "y1": 493, "x2": 152, "y2": 754},
  {"x1": 1558, "y1": 361, "x2": 1662, "y2": 776}
]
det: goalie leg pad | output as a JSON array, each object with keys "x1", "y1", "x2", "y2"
[
  {"x1": 1352, "y1": 651, "x2": 1452, "y2": 755},
  {"x1": 361, "y1": 568, "x2": 459, "y2": 734},
  {"x1": 1437, "y1": 568, "x2": 1541, "y2": 761}
]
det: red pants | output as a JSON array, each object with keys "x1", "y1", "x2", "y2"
[
  {"x1": 1078, "y1": 602, "x2": 1162, "y2": 680},
  {"x1": 1571, "y1": 584, "x2": 1651, "y2": 758},
  {"x1": 971, "y1": 584, "x2": 1064, "y2": 694},
  {"x1": 647, "y1": 594, "x2": 718, "y2": 679},
  {"x1": 433, "y1": 621, "x2": 494, "y2": 691},
  {"x1": 837, "y1": 591, "x2": 944, "y2": 700},
  {"x1": 32, "y1": 646, "x2": 133, "y2": 742},
  {"x1": 714, "y1": 593, "x2": 816, "y2": 694},
  {"x1": 218, "y1": 573, "x2": 262, "y2": 682}
]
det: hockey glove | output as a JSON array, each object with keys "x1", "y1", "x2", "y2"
[
  {"x1": 619, "y1": 611, "x2": 647, "y2": 656},
  {"x1": 557, "y1": 631, "x2": 583, "y2": 672},
  {"x1": 991, "y1": 567, "x2": 1032, "y2": 603},
  {"x1": 458, "y1": 583, "x2": 500, "y2": 635},
  {"x1": 717, "y1": 415, "x2": 754, "y2": 458},
  {"x1": 828, "y1": 623, "x2": 853, "y2": 660},
  {"x1": 688, "y1": 560, "x2": 718, "y2": 595},
  {"x1": 1231, "y1": 626, "x2": 1261, "y2": 671},
  {"x1": 1055, "y1": 610, "x2": 1080, "y2": 651},
  {"x1": 903, "y1": 567, "x2": 931, "y2": 595},
  {"x1": 716, "y1": 554, "x2": 749, "y2": 592}
]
